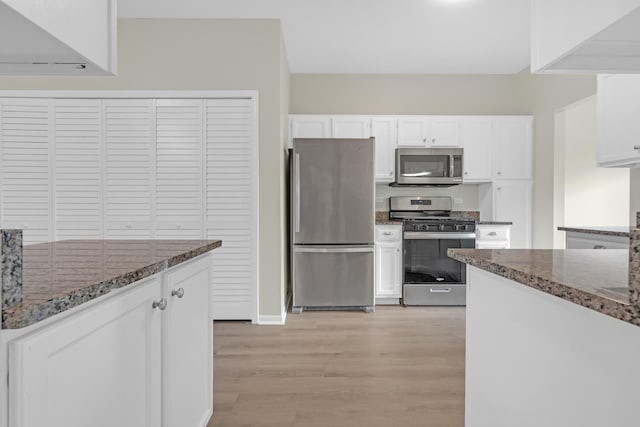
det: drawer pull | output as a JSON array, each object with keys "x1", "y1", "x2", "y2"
[
  {"x1": 430, "y1": 288, "x2": 452, "y2": 293},
  {"x1": 383, "y1": 232, "x2": 392, "y2": 236},
  {"x1": 488, "y1": 232, "x2": 497, "y2": 236},
  {"x1": 593, "y1": 245, "x2": 607, "y2": 249}
]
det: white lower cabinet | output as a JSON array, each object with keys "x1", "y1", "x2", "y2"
[
  {"x1": 375, "y1": 225, "x2": 402, "y2": 304},
  {"x1": 480, "y1": 180, "x2": 532, "y2": 249},
  {"x1": 6, "y1": 255, "x2": 213, "y2": 427},
  {"x1": 475, "y1": 224, "x2": 512, "y2": 249}
]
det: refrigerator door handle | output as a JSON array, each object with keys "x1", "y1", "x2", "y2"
[
  {"x1": 294, "y1": 246, "x2": 374, "y2": 254},
  {"x1": 295, "y1": 153, "x2": 300, "y2": 233}
]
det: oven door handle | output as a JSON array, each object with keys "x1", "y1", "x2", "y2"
[{"x1": 404, "y1": 232, "x2": 476, "y2": 240}]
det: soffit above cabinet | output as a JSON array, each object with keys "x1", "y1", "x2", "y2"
[
  {"x1": 531, "y1": 0, "x2": 640, "y2": 74},
  {"x1": 0, "y1": 0, "x2": 117, "y2": 75}
]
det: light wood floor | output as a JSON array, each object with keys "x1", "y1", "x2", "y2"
[{"x1": 208, "y1": 306, "x2": 466, "y2": 427}]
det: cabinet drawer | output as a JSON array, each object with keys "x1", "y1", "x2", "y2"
[
  {"x1": 403, "y1": 284, "x2": 466, "y2": 306},
  {"x1": 476, "y1": 226, "x2": 511, "y2": 241},
  {"x1": 375, "y1": 225, "x2": 402, "y2": 242}
]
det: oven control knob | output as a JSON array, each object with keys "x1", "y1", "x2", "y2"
[{"x1": 439, "y1": 224, "x2": 445, "y2": 231}]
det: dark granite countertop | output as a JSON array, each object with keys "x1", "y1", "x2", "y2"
[
  {"x1": 558, "y1": 226, "x2": 631, "y2": 238},
  {"x1": 2, "y1": 239, "x2": 221, "y2": 329},
  {"x1": 477, "y1": 221, "x2": 513, "y2": 225},
  {"x1": 448, "y1": 248, "x2": 638, "y2": 326}
]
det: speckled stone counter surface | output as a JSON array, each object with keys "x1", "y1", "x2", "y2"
[
  {"x1": 477, "y1": 221, "x2": 513, "y2": 225},
  {"x1": 448, "y1": 248, "x2": 639, "y2": 326},
  {"x1": 375, "y1": 212, "x2": 403, "y2": 225},
  {"x1": 558, "y1": 226, "x2": 632, "y2": 238},
  {"x1": 2, "y1": 239, "x2": 221, "y2": 329}
]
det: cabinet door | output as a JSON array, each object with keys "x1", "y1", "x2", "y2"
[
  {"x1": 493, "y1": 117, "x2": 533, "y2": 180},
  {"x1": 53, "y1": 99, "x2": 103, "y2": 240},
  {"x1": 597, "y1": 74, "x2": 640, "y2": 166},
  {"x1": 461, "y1": 117, "x2": 493, "y2": 182},
  {"x1": 103, "y1": 99, "x2": 154, "y2": 239},
  {"x1": 375, "y1": 241, "x2": 402, "y2": 299},
  {"x1": 155, "y1": 99, "x2": 204, "y2": 239},
  {"x1": 430, "y1": 116, "x2": 462, "y2": 147},
  {"x1": 164, "y1": 257, "x2": 213, "y2": 427},
  {"x1": 332, "y1": 116, "x2": 371, "y2": 138},
  {"x1": 289, "y1": 115, "x2": 331, "y2": 146},
  {"x1": 372, "y1": 117, "x2": 397, "y2": 182},
  {"x1": 9, "y1": 278, "x2": 163, "y2": 427},
  {"x1": 397, "y1": 117, "x2": 430, "y2": 147},
  {"x1": 0, "y1": 98, "x2": 52, "y2": 244},
  {"x1": 495, "y1": 180, "x2": 532, "y2": 249}
]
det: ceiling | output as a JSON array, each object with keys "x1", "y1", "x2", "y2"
[{"x1": 119, "y1": 0, "x2": 532, "y2": 74}]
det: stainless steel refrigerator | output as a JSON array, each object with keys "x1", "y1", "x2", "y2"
[{"x1": 290, "y1": 138, "x2": 375, "y2": 314}]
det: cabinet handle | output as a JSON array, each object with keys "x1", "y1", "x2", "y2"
[
  {"x1": 432, "y1": 138, "x2": 436, "y2": 143},
  {"x1": 497, "y1": 171, "x2": 502, "y2": 175},
  {"x1": 383, "y1": 232, "x2": 392, "y2": 236},
  {"x1": 464, "y1": 172, "x2": 468, "y2": 175},
  {"x1": 422, "y1": 138, "x2": 427, "y2": 143},
  {"x1": 593, "y1": 245, "x2": 607, "y2": 249},
  {"x1": 171, "y1": 287, "x2": 185, "y2": 298},
  {"x1": 634, "y1": 145, "x2": 640, "y2": 151},
  {"x1": 488, "y1": 232, "x2": 497, "y2": 236},
  {"x1": 152, "y1": 298, "x2": 168, "y2": 310},
  {"x1": 497, "y1": 187, "x2": 502, "y2": 191}
]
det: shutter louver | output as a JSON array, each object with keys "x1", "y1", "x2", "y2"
[
  {"x1": 104, "y1": 99, "x2": 154, "y2": 239},
  {"x1": 205, "y1": 98, "x2": 256, "y2": 320},
  {"x1": 155, "y1": 99, "x2": 204, "y2": 239},
  {"x1": 53, "y1": 99, "x2": 103, "y2": 240},
  {"x1": 0, "y1": 99, "x2": 52, "y2": 244}
]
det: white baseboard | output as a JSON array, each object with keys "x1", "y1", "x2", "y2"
[
  {"x1": 375, "y1": 297, "x2": 402, "y2": 305},
  {"x1": 257, "y1": 309, "x2": 287, "y2": 325}
]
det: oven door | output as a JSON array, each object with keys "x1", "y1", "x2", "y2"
[{"x1": 403, "y1": 232, "x2": 475, "y2": 284}]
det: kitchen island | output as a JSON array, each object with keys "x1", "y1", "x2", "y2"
[
  {"x1": 0, "y1": 230, "x2": 221, "y2": 427},
  {"x1": 449, "y1": 237, "x2": 640, "y2": 427}
]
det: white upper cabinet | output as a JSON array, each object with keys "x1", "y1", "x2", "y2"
[
  {"x1": 0, "y1": 98, "x2": 52, "y2": 244},
  {"x1": 531, "y1": 0, "x2": 640, "y2": 73},
  {"x1": 290, "y1": 115, "x2": 331, "y2": 142},
  {"x1": 492, "y1": 117, "x2": 533, "y2": 180},
  {"x1": 332, "y1": 116, "x2": 371, "y2": 138},
  {"x1": 371, "y1": 117, "x2": 397, "y2": 182},
  {"x1": 461, "y1": 117, "x2": 493, "y2": 182},
  {"x1": 430, "y1": 117, "x2": 462, "y2": 147},
  {"x1": 597, "y1": 74, "x2": 640, "y2": 167},
  {"x1": 0, "y1": 0, "x2": 117, "y2": 75},
  {"x1": 103, "y1": 99, "x2": 155, "y2": 239},
  {"x1": 397, "y1": 116, "x2": 430, "y2": 147},
  {"x1": 53, "y1": 99, "x2": 103, "y2": 240}
]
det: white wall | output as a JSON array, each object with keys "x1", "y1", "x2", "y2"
[
  {"x1": 291, "y1": 71, "x2": 597, "y2": 247},
  {"x1": 630, "y1": 169, "x2": 640, "y2": 225},
  {"x1": 0, "y1": 19, "x2": 290, "y2": 319},
  {"x1": 553, "y1": 96, "x2": 629, "y2": 247}
]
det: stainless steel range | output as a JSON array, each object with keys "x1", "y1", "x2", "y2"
[{"x1": 389, "y1": 196, "x2": 476, "y2": 306}]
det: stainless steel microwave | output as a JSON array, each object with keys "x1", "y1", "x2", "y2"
[{"x1": 394, "y1": 148, "x2": 463, "y2": 186}]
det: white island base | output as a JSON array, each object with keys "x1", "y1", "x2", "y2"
[{"x1": 466, "y1": 267, "x2": 640, "y2": 427}]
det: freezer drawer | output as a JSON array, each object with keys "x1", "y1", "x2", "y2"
[
  {"x1": 293, "y1": 245, "x2": 374, "y2": 309},
  {"x1": 403, "y1": 284, "x2": 466, "y2": 306}
]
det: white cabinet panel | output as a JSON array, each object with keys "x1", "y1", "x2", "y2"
[
  {"x1": 430, "y1": 116, "x2": 461, "y2": 147},
  {"x1": 9, "y1": 277, "x2": 163, "y2": 427},
  {"x1": 597, "y1": 74, "x2": 640, "y2": 167},
  {"x1": 0, "y1": 99, "x2": 52, "y2": 244},
  {"x1": 495, "y1": 180, "x2": 532, "y2": 249},
  {"x1": 397, "y1": 117, "x2": 430, "y2": 147},
  {"x1": 164, "y1": 259, "x2": 213, "y2": 427},
  {"x1": 53, "y1": 99, "x2": 103, "y2": 240},
  {"x1": 103, "y1": 99, "x2": 154, "y2": 239},
  {"x1": 289, "y1": 115, "x2": 331, "y2": 146},
  {"x1": 205, "y1": 99, "x2": 257, "y2": 321},
  {"x1": 372, "y1": 117, "x2": 397, "y2": 182},
  {"x1": 332, "y1": 116, "x2": 371, "y2": 138},
  {"x1": 155, "y1": 99, "x2": 203, "y2": 239},
  {"x1": 493, "y1": 117, "x2": 533, "y2": 180},
  {"x1": 375, "y1": 225, "x2": 402, "y2": 302},
  {"x1": 461, "y1": 117, "x2": 493, "y2": 182}
]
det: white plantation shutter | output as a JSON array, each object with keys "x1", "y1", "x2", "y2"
[
  {"x1": 0, "y1": 99, "x2": 52, "y2": 244},
  {"x1": 205, "y1": 98, "x2": 257, "y2": 320},
  {"x1": 155, "y1": 99, "x2": 203, "y2": 239},
  {"x1": 53, "y1": 99, "x2": 103, "y2": 240},
  {"x1": 103, "y1": 99, "x2": 154, "y2": 239}
]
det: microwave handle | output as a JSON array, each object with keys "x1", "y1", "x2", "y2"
[{"x1": 449, "y1": 155, "x2": 455, "y2": 178}]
